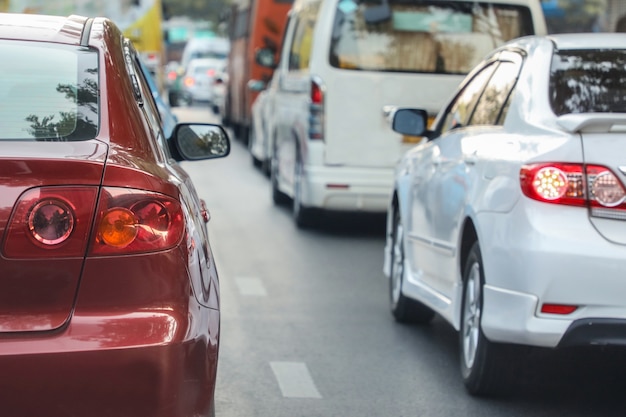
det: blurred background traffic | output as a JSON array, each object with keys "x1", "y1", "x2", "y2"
[{"x1": 2, "y1": 0, "x2": 624, "y2": 138}]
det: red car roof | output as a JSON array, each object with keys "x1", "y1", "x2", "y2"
[{"x1": 0, "y1": 13, "x2": 88, "y2": 44}]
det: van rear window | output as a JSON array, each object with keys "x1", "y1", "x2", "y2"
[
  {"x1": 0, "y1": 40, "x2": 99, "y2": 141},
  {"x1": 329, "y1": 0, "x2": 535, "y2": 74}
]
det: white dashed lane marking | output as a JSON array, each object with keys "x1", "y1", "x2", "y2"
[{"x1": 270, "y1": 361, "x2": 322, "y2": 399}]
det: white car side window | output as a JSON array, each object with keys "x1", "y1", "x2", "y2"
[
  {"x1": 471, "y1": 60, "x2": 521, "y2": 126},
  {"x1": 441, "y1": 63, "x2": 497, "y2": 135}
]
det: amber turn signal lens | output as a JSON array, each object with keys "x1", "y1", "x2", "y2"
[{"x1": 99, "y1": 208, "x2": 138, "y2": 248}]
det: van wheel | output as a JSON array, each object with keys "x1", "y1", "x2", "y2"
[
  {"x1": 460, "y1": 242, "x2": 522, "y2": 396},
  {"x1": 293, "y1": 151, "x2": 315, "y2": 228},
  {"x1": 168, "y1": 91, "x2": 179, "y2": 107},
  {"x1": 389, "y1": 208, "x2": 434, "y2": 323},
  {"x1": 249, "y1": 125, "x2": 262, "y2": 169},
  {"x1": 271, "y1": 144, "x2": 289, "y2": 206}
]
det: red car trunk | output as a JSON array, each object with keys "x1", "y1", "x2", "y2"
[{"x1": 0, "y1": 140, "x2": 107, "y2": 332}]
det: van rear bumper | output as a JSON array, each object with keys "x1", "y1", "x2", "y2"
[{"x1": 303, "y1": 165, "x2": 394, "y2": 212}]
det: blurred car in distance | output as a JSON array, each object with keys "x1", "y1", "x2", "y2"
[
  {"x1": 248, "y1": 74, "x2": 278, "y2": 175},
  {"x1": 211, "y1": 62, "x2": 229, "y2": 116},
  {"x1": 180, "y1": 57, "x2": 226, "y2": 106},
  {"x1": 384, "y1": 33, "x2": 626, "y2": 397},
  {"x1": 168, "y1": 37, "x2": 230, "y2": 106},
  {"x1": 0, "y1": 13, "x2": 230, "y2": 417}
]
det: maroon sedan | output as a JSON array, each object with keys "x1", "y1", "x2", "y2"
[{"x1": 0, "y1": 13, "x2": 229, "y2": 417}]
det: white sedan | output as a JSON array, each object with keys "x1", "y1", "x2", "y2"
[{"x1": 383, "y1": 33, "x2": 626, "y2": 396}]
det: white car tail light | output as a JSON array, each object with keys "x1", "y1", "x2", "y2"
[{"x1": 520, "y1": 163, "x2": 626, "y2": 219}]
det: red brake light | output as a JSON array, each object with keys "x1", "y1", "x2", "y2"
[
  {"x1": 3, "y1": 187, "x2": 99, "y2": 258},
  {"x1": 311, "y1": 81, "x2": 323, "y2": 105},
  {"x1": 3, "y1": 187, "x2": 185, "y2": 258},
  {"x1": 207, "y1": 68, "x2": 216, "y2": 77},
  {"x1": 167, "y1": 71, "x2": 177, "y2": 81},
  {"x1": 91, "y1": 187, "x2": 184, "y2": 256},
  {"x1": 520, "y1": 163, "x2": 586, "y2": 206},
  {"x1": 520, "y1": 163, "x2": 626, "y2": 217}
]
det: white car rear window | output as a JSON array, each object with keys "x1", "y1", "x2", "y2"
[{"x1": 550, "y1": 49, "x2": 626, "y2": 115}]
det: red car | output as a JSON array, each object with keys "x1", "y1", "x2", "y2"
[{"x1": 0, "y1": 13, "x2": 229, "y2": 417}]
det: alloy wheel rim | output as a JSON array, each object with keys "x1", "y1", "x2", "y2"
[{"x1": 462, "y1": 262, "x2": 481, "y2": 369}]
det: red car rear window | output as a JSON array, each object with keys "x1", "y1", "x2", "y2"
[{"x1": 0, "y1": 40, "x2": 99, "y2": 141}]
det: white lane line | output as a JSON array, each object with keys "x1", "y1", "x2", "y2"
[
  {"x1": 235, "y1": 277, "x2": 268, "y2": 296},
  {"x1": 270, "y1": 361, "x2": 322, "y2": 399}
]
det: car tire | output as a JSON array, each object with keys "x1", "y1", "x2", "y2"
[
  {"x1": 271, "y1": 143, "x2": 290, "y2": 206},
  {"x1": 249, "y1": 124, "x2": 263, "y2": 169},
  {"x1": 460, "y1": 242, "x2": 523, "y2": 396},
  {"x1": 293, "y1": 148, "x2": 316, "y2": 228},
  {"x1": 168, "y1": 91, "x2": 179, "y2": 107},
  {"x1": 389, "y1": 208, "x2": 435, "y2": 324}
]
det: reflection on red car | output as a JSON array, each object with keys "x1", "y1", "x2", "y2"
[{"x1": 0, "y1": 13, "x2": 230, "y2": 417}]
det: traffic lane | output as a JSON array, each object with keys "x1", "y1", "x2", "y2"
[{"x1": 173, "y1": 107, "x2": 626, "y2": 416}]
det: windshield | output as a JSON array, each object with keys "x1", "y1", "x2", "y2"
[
  {"x1": 550, "y1": 49, "x2": 626, "y2": 115},
  {"x1": 329, "y1": 0, "x2": 535, "y2": 74},
  {"x1": 0, "y1": 40, "x2": 99, "y2": 141}
]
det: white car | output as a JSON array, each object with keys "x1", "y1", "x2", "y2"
[
  {"x1": 248, "y1": 75, "x2": 278, "y2": 175},
  {"x1": 181, "y1": 58, "x2": 226, "y2": 104},
  {"x1": 383, "y1": 33, "x2": 626, "y2": 396}
]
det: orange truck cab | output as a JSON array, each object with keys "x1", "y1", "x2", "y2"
[{"x1": 223, "y1": 0, "x2": 293, "y2": 144}]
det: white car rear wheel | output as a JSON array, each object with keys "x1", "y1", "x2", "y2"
[{"x1": 460, "y1": 242, "x2": 524, "y2": 396}]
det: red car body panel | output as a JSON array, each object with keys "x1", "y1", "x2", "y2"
[{"x1": 0, "y1": 13, "x2": 220, "y2": 417}]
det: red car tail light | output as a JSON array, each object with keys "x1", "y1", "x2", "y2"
[
  {"x1": 3, "y1": 187, "x2": 99, "y2": 258},
  {"x1": 184, "y1": 76, "x2": 195, "y2": 87},
  {"x1": 90, "y1": 187, "x2": 184, "y2": 255},
  {"x1": 520, "y1": 163, "x2": 626, "y2": 218}
]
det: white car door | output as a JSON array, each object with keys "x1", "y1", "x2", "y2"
[
  {"x1": 418, "y1": 62, "x2": 499, "y2": 298},
  {"x1": 428, "y1": 57, "x2": 524, "y2": 299}
]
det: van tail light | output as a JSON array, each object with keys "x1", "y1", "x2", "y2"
[
  {"x1": 309, "y1": 77, "x2": 325, "y2": 140},
  {"x1": 520, "y1": 163, "x2": 626, "y2": 219},
  {"x1": 184, "y1": 76, "x2": 195, "y2": 87},
  {"x1": 2, "y1": 186, "x2": 184, "y2": 259},
  {"x1": 90, "y1": 187, "x2": 184, "y2": 256}
]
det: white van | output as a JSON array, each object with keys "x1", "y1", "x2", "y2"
[{"x1": 258, "y1": 0, "x2": 547, "y2": 227}]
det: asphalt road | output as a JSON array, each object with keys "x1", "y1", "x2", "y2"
[{"x1": 174, "y1": 105, "x2": 626, "y2": 417}]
